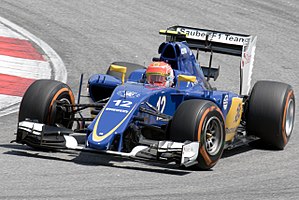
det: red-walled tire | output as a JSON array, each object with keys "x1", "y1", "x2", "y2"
[
  {"x1": 169, "y1": 100, "x2": 225, "y2": 170},
  {"x1": 246, "y1": 81, "x2": 295, "y2": 150}
]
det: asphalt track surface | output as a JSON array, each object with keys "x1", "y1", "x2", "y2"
[{"x1": 0, "y1": 1, "x2": 299, "y2": 199}]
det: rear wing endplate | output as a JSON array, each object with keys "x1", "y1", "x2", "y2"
[{"x1": 160, "y1": 26, "x2": 257, "y2": 95}]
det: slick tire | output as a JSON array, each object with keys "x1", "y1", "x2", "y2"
[
  {"x1": 106, "y1": 61, "x2": 145, "y2": 80},
  {"x1": 169, "y1": 100, "x2": 225, "y2": 170},
  {"x1": 246, "y1": 81, "x2": 295, "y2": 150},
  {"x1": 18, "y1": 79, "x2": 75, "y2": 128}
]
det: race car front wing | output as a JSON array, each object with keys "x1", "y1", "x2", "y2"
[{"x1": 16, "y1": 121, "x2": 200, "y2": 167}]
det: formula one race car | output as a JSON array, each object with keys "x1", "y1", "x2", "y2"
[{"x1": 16, "y1": 26, "x2": 295, "y2": 170}]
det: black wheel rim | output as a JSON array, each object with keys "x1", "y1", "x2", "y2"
[{"x1": 53, "y1": 98, "x2": 72, "y2": 127}]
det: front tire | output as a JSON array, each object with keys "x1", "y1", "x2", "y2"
[
  {"x1": 18, "y1": 79, "x2": 75, "y2": 128},
  {"x1": 169, "y1": 100, "x2": 225, "y2": 170},
  {"x1": 246, "y1": 81, "x2": 295, "y2": 150}
]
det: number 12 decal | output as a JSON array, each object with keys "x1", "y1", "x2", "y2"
[
  {"x1": 156, "y1": 96, "x2": 166, "y2": 120},
  {"x1": 113, "y1": 100, "x2": 132, "y2": 108}
]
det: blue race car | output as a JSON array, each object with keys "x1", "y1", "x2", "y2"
[{"x1": 16, "y1": 26, "x2": 295, "y2": 170}]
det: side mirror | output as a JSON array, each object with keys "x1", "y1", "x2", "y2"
[{"x1": 110, "y1": 65, "x2": 127, "y2": 84}]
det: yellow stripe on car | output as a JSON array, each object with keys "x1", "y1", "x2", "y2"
[
  {"x1": 92, "y1": 104, "x2": 137, "y2": 142},
  {"x1": 225, "y1": 97, "x2": 243, "y2": 141}
]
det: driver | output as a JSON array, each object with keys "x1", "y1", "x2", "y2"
[{"x1": 145, "y1": 61, "x2": 174, "y2": 87}]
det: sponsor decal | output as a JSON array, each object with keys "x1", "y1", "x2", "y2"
[
  {"x1": 234, "y1": 103, "x2": 242, "y2": 123},
  {"x1": 223, "y1": 95, "x2": 229, "y2": 110},
  {"x1": 106, "y1": 107, "x2": 129, "y2": 113},
  {"x1": 181, "y1": 47, "x2": 187, "y2": 55},
  {"x1": 117, "y1": 90, "x2": 140, "y2": 98},
  {"x1": 225, "y1": 127, "x2": 237, "y2": 134},
  {"x1": 177, "y1": 27, "x2": 250, "y2": 46},
  {"x1": 241, "y1": 52, "x2": 252, "y2": 68},
  {"x1": 224, "y1": 97, "x2": 243, "y2": 141}
]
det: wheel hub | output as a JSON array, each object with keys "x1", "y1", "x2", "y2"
[
  {"x1": 285, "y1": 98, "x2": 295, "y2": 137},
  {"x1": 204, "y1": 117, "x2": 223, "y2": 156}
]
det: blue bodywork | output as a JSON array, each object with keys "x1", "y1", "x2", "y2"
[{"x1": 86, "y1": 41, "x2": 239, "y2": 151}]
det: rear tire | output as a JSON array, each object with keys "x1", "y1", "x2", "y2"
[
  {"x1": 169, "y1": 100, "x2": 225, "y2": 170},
  {"x1": 246, "y1": 81, "x2": 295, "y2": 150},
  {"x1": 18, "y1": 79, "x2": 75, "y2": 129}
]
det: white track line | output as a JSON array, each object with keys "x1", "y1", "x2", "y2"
[
  {"x1": 0, "y1": 22, "x2": 26, "y2": 39},
  {"x1": 0, "y1": 16, "x2": 67, "y2": 117},
  {"x1": 0, "y1": 95, "x2": 21, "y2": 115},
  {"x1": 0, "y1": 16, "x2": 67, "y2": 82},
  {"x1": 0, "y1": 55, "x2": 51, "y2": 79}
]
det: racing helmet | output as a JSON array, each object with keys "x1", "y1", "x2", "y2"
[{"x1": 146, "y1": 61, "x2": 174, "y2": 87}]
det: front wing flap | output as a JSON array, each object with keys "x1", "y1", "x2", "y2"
[
  {"x1": 17, "y1": 121, "x2": 76, "y2": 149},
  {"x1": 16, "y1": 121, "x2": 200, "y2": 167}
]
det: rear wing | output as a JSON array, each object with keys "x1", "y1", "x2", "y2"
[{"x1": 159, "y1": 26, "x2": 257, "y2": 95}]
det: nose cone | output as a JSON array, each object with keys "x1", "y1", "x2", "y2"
[
  {"x1": 87, "y1": 102, "x2": 138, "y2": 150},
  {"x1": 87, "y1": 84, "x2": 151, "y2": 150}
]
